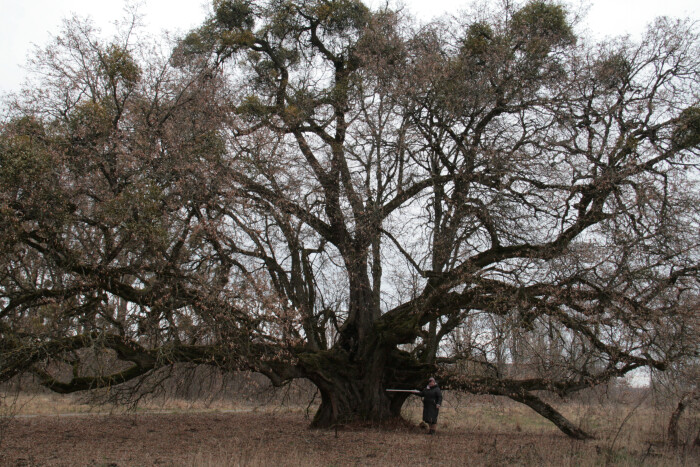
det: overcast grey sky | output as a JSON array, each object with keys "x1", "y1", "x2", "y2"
[{"x1": 1, "y1": 0, "x2": 698, "y2": 95}]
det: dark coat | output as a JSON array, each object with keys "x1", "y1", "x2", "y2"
[{"x1": 419, "y1": 385, "x2": 442, "y2": 424}]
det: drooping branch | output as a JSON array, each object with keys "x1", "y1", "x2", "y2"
[
  {"x1": 441, "y1": 374, "x2": 594, "y2": 439},
  {"x1": 1, "y1": 325, "x2": 304, "y2": 394}
]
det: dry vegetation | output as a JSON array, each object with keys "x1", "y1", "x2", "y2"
[{"x1": 1, "y1": 386, "x2": 698, "y2": 466}]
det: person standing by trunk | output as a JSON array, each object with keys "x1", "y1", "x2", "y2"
[{"x1": 419, "y1": 377, "x2": 442, "y2": 434}]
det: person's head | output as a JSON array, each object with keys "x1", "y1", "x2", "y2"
[{"x1": 428, "y1": 377, "x2": 436, "y2": 387}]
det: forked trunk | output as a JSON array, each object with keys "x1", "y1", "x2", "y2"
[
  {"x1": 305, "y1": 257, "x2": 410, "y2": 427},
  {"x1": 668, "y1": 391, "x2": 699, "y2": 446}
]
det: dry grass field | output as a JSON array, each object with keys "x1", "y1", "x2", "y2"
[{"x1": 1, "y1": 391, "x2": 698, "y2": 466}]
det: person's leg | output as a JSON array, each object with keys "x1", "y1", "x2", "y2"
[{"x1": 429, "y1": 423, "x2": 436, "y2": 434}]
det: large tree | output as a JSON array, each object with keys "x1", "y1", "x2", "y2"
[{"x1": 1, "y1": 1, "x2": 699, "y2": 439}]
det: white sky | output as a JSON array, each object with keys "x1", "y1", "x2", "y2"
[{"x1": 1, "y1": 0, "x2": 698, "y2": 95}]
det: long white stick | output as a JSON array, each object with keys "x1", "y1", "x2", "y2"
[{"x1": 385, "y1": 389, "x2": 420, "y2": 394}]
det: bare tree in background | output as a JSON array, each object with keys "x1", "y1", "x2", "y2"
[{"x1": 1, "y1": 1, "x2": 699, "y2": 439}]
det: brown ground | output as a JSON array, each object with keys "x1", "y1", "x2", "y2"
[{"x1": 1, "y1": 410, "x2": 698, "y2": 466}]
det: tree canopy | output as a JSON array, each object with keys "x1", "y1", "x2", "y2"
[{"x1": 1, "y1": 1, "x2": 699, "y2": 439}]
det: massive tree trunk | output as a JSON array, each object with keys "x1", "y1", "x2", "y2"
[
  {"x1": 298, "y1": 312, "x2": 427, "y2": 429},
  {"x1": 301, "y1": 350, "x2": 395, "y2": 428},
  {"x1": 301, "y1": 251, "x2": 407, "y2": 427},
  {"x1": 310, "y1": 377, "x2": 394, "y2": 427}
]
